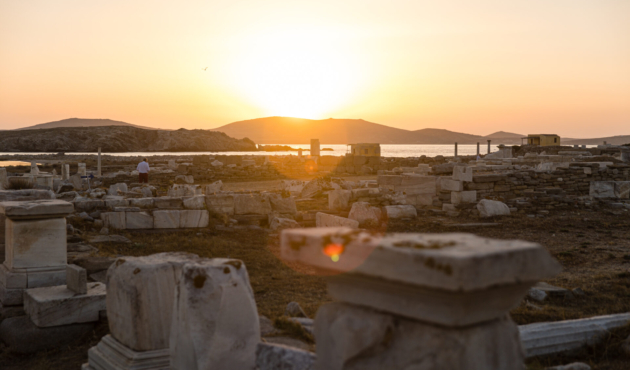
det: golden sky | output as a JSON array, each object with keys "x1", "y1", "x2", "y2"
[{"x1": 1, "y1": 0, "x2": 629, "y2": 137}]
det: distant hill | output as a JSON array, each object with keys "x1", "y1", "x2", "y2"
[
  {"x1": 563, "y1": 135, "x2": 630, "y2": 146},
  {"x1": 0, "y1": 126, "x2": 256, "y2": 152},
  {"x1": 484, "y1": 131, "x2": 524, "y2": 139},
  {"x1": 211, "y1": 117, "x2": 490, "y2": 144},
  {"x1": 16, "y1": 118, "x2": 158, "y2": 130}
]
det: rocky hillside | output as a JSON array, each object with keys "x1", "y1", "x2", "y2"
[{"x1": 0, "y1": 126, "x2": 257, "y2": 152}]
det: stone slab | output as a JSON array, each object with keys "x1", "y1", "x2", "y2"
[
  {"x1": 316, "y1": 213, "x2": 359, "y2": 229},
  {"x1": 0, "y1": 199, "x2": 73, "y2": 219},
  {"x1": 5, "y1": 217, "x2": 67, "y2": 271},
  {"x1": 280, "y1": 228, "x2": 561, "y2": 292},
  {"x1": 451, "y1": 190, "x2": 477, "y2": 204},
  {"x1": 327, "y1": 273, "x2": 532, "y2": 326},
  {"x1": 179, "y1": 210, "x2": 209, "y2": 228},
  {"x1": 205, "y1": 194, "x2": 235, "y2": 215},
  {"x1": 441, "y1": 178, "x2": 464, "y2": 192},
  {"x1": 453, "y1": 166, "x2": 473, "y2": 182},
  {"x1": 24, "y1": 282, "x2": 106, "y2": 327},
  {"x1": 234, "y1": 194, "x2": 272, "y2": 215},
  {"x1": 153, "y1": 197, "x2": 184, "y2": 209},
  {"x1": 67, "y1": 264, "x2": 87, "y2": 294},
  {"x1": 101, "y1": 212, "x2": 126, "y2": 230},
  {"x1": 125, "y1": 212, "x2": 153, "y2": 229},
  {"x1": 383, "y1": 205, "x2": 417, "y2": 219},
  {"x1": 153, "y1": 210, "x2": 180, "y2": 229}
]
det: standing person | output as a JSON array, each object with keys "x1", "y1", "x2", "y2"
[{"x1": 137, "y1": 158, "x2": 150, "y2": 183}]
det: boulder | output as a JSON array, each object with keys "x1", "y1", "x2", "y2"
[
  {"x1": 348, "y1": 202, "x2": 381, "y2": 226},
  {"x1": 477, "y1": 199, "x2": 511, "y2": 218}
]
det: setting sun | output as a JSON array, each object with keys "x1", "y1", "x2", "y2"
[{"x1": 222, "y1": 27, "x2": 367, "y2": 118}]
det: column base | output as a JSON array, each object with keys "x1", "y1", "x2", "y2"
[{"x1": 83, "y1": 335, "x2": 171, "y2": 370}]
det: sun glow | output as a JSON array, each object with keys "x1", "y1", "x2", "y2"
[{"x1": 225, "y1": 27, "x2": 366, "y2": 118}]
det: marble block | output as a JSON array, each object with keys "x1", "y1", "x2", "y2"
[
  {"x1": 106, "y1": 253, "x2": 201, "y2": 351},
  {"x1": 67, "y1": 264, "x2": 87, "y2": 294},
  {"x1": 179, "y1": 210, "x2": 209, "y2": 228},
  {"x1": 5, "y1": 218, "x2": 67, "y2": 271},
  {"x1": 153, "y1": 210, "x2": 180, "y2": 229},
  {"x1": 451, "y1": 190, "x2": 477, "y2": 204},
  {"x1": 280, "y1": 228, "x2": 561, "y2": 292},
  {"x1": 328, "y1": 190, "x2": 351, "y2": 211},
  {"x1": 101, "y1": 212, "x2": 126, "y2": 230},
  {"x1": 170, "y1": 259, "x2": 260, "y2": 370},
  {"x1": 125, "y1": 212, "x2": 153, "y2": 229},
  {"x1": 383, "y1": 205, "x2": 417, "y2": 219},
  {"x1": 453, "y1": 166, "x2": 473, "y2": 182},
  {"x1": 0, "y1": 199, "x2": 73, "y2": 220},
  {"x1": 234, "y1": 194, "x2": 272, "y2": 215},
  {"x1": 316, "y1": 213, "x2": 359, "y2": 229},
  {"x1": 441, "y1": 178, "x2": 464, "y2": 192},
  {"x1": 314, "y1": 302, "x2": 524, "y2": 370},
  {"x1": 24, "y1": 282, "x2": 106, "y2": 327}
]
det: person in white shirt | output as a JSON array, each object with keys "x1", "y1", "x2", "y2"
[{"x1": 137, "y1": 158, "x2": 150, "y2": 183}]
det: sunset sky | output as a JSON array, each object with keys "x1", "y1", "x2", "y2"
[{"x1": 1, "y1": 0, "x2": 629, "y2": 137}]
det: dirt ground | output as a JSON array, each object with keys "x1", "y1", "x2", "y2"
[{"x1": 2, "y1": 176, "x2": 630, "y2": 369}]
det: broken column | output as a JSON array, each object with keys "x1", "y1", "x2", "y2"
[
  {"x1": 61, "y1": 164, "x2": 70, "y2": 181},
  {"x1": 311, "y1": 139, "x2": 320, "y2": 157},
  {"x1": 97, "y1": 147, "x2": 102, "y2": 177},
  {"x1": 30, "y1": 162, "x2": 40, "y2": 175},
  {"x1": 0, "y1": 200, "x2": 74, "y2": 309},
  {"x1": 82, "y1": 253, "x2": 200, "y2": 370},
  {"x1": 78, "y1": 163, "x2": 87, "y2": 177},
  {"x1": 170, "y1": 259, "x2": 261, "y2": 370},
  {"x1": 281, "y1": 228, "x2": 561, "y2": 370}
]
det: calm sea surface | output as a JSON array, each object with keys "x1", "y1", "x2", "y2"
[{"x1": 0, "y1": 144, "x2": 597, "y2": 159}]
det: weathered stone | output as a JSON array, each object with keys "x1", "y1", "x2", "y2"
[
  {"x1": 316, "y1": 213, "x2": 359, "y2": 229},
  {"x1": 314, "y1": 303, "x2": 524, "y2": 370},
  {"x1": 101, "y1": 212, "x2": 126, "y2": 229},
  {"x1": 453, "y1": 166, "x2": 473, "y2": 182},
  {"x1": 170, "y1": 259, "x2": 260, "y2": 370},
  {"x1": 4, "y1": 217, "x2": 67, "y2": 271},
  {"x1": 106, "y1": 253, "x2": 201, "y2": 351},
  {"x1": 441, "y1": 178, "x2": 464, "y2": 192},
  {"x1": 0, "y1": 315, "x2": 95, "y2": 354},
  {"x1": 108, "y1": 183, "x2": 128, "y2": 196},
  {"x1": 24, "y1": 282, "x2": 106, "y2": 327},
  {"x1": 168, "y1": 184, "x2": 201, "y2": 197},
  {"x1": 451, "y1": 190, "x2": 477, "y2": 204},
  {"x1": 268, "y1": 194, "x2": 298, "y2": 214},
  {"x1": 83, "y1": 334, "x2": 171, "y2": 370},
  {"x1": 154, "y1": 196, "x2": 184, "y2": 209},
  {"x1": 477, "y1": 199, "x2": 511, "y2": 217},
  {"x1": 348, "y1": 202, "x2": 381, "y2": 226},
  {"x1": 589, "y1": 181, "x2": 615, "y2": 198},
  {"x1": 383, "y1": 205, "x2": 417, "y2": 219},
  {"x1": 180, "y1": 210, "x2": 209, "y2": 228},
  {"x1": 377, "y1": 175, "x2": 402, "y2": 186},
  {"x1": 129, "y1": 198, "x2": 154, "y2": 208},
  {"x1": 104, "y1": 196, "x2": 129, "y2": 209},
  {"x1": 328, "y1": 190, "x2": 351, "y2": 211},
  {"x1": 256, "y1": 343, "x2": 316, "y2": 370},
  {"x1": 125, "y1": 211, "x2": 153, "y2": 229},
  {"x1": 205, "y1": 180, "x2": 223, "y2": 194},
  {"x1": 234, "y1": 194, "x2": 272, "y2": 215},
  {"x1": 154, "y1": 210, "x2": 180, "y2": 229},
  {"x1": 206, "y1": 194, "x2": 235, "y2": 215},
  {"x1": 519, "y1": 312, "x2": 630, "y2": 358},
  {"x1": 0, "y1": 199, "x2": 73, "y2": 219},
  {"x1": 270, "y1": 217, "x2": 300, "y2": 232},
  {"x1": 66, "y1": 264, "x2": 87, "y2": 294},
  {"x1": 281, "y1": 229, "x2": 560, "y2": 294},
  {"x1": 183, "y1": 195, "x2": 206, "y2": 210}
]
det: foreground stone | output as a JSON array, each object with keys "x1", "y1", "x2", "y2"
[
  {"x1": 24, "y1": 282, "x2": 106, "y2": 327},
  {"x1": 519, "y1": 312, "x2": 630, "y2": 358},
  {"x1": 347, "y1": 202, "x2": 381, "y2": 226},
  {"x1": 256, "y1": 343, "x2": 316, "y2": 370},
  {"x1": 477, "y1": 199, "x2": 510, "y2": 217},
  {"x1": 314, "y1": 303, "x2": 523, "y2": 370},
  {"x1": 170, "y1": 259, "x2": 260, "y2": 370}
]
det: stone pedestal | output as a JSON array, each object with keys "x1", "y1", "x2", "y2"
[
  {"x1": 61, "y1": 164, "x2": 70, "y2": 181},
  {"x1": 0, "y1": 168, "x2": 7, "y2": 190},
  {"x1": 82, "y1": 253, "x2": 201, "y2": 370},
  {"x1": 281, "y1": 228, "x2": 561, "y2": 370},
  {"x1": 0, "y1": 200, "x2": 73, "y2": 306}
]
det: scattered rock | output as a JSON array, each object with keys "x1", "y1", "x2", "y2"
[
  {"x1": 546, "y1": 363, "x2": 591, "y2": 370},
  {"x1": 89, "y1": 235, "x2": 131, "y2": 244},
  {"x1": 256, "y1": 342, "x2": 316, "y2": 370},
  {"x1": 285, "y1": 302, "x2": 308, "y2": 318},
  {"x1": 527, "y1": 288, "x2": 548, "y2": 302},
  {"x1": 477, "y1": 199, "x2": 511, "y2": 218},
  {"x1": 260, "y1": 315, "x2": 277, "y2": 337},
  {"x1": 269, "y1": 217, "x2": 300, "y2": 232}
]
